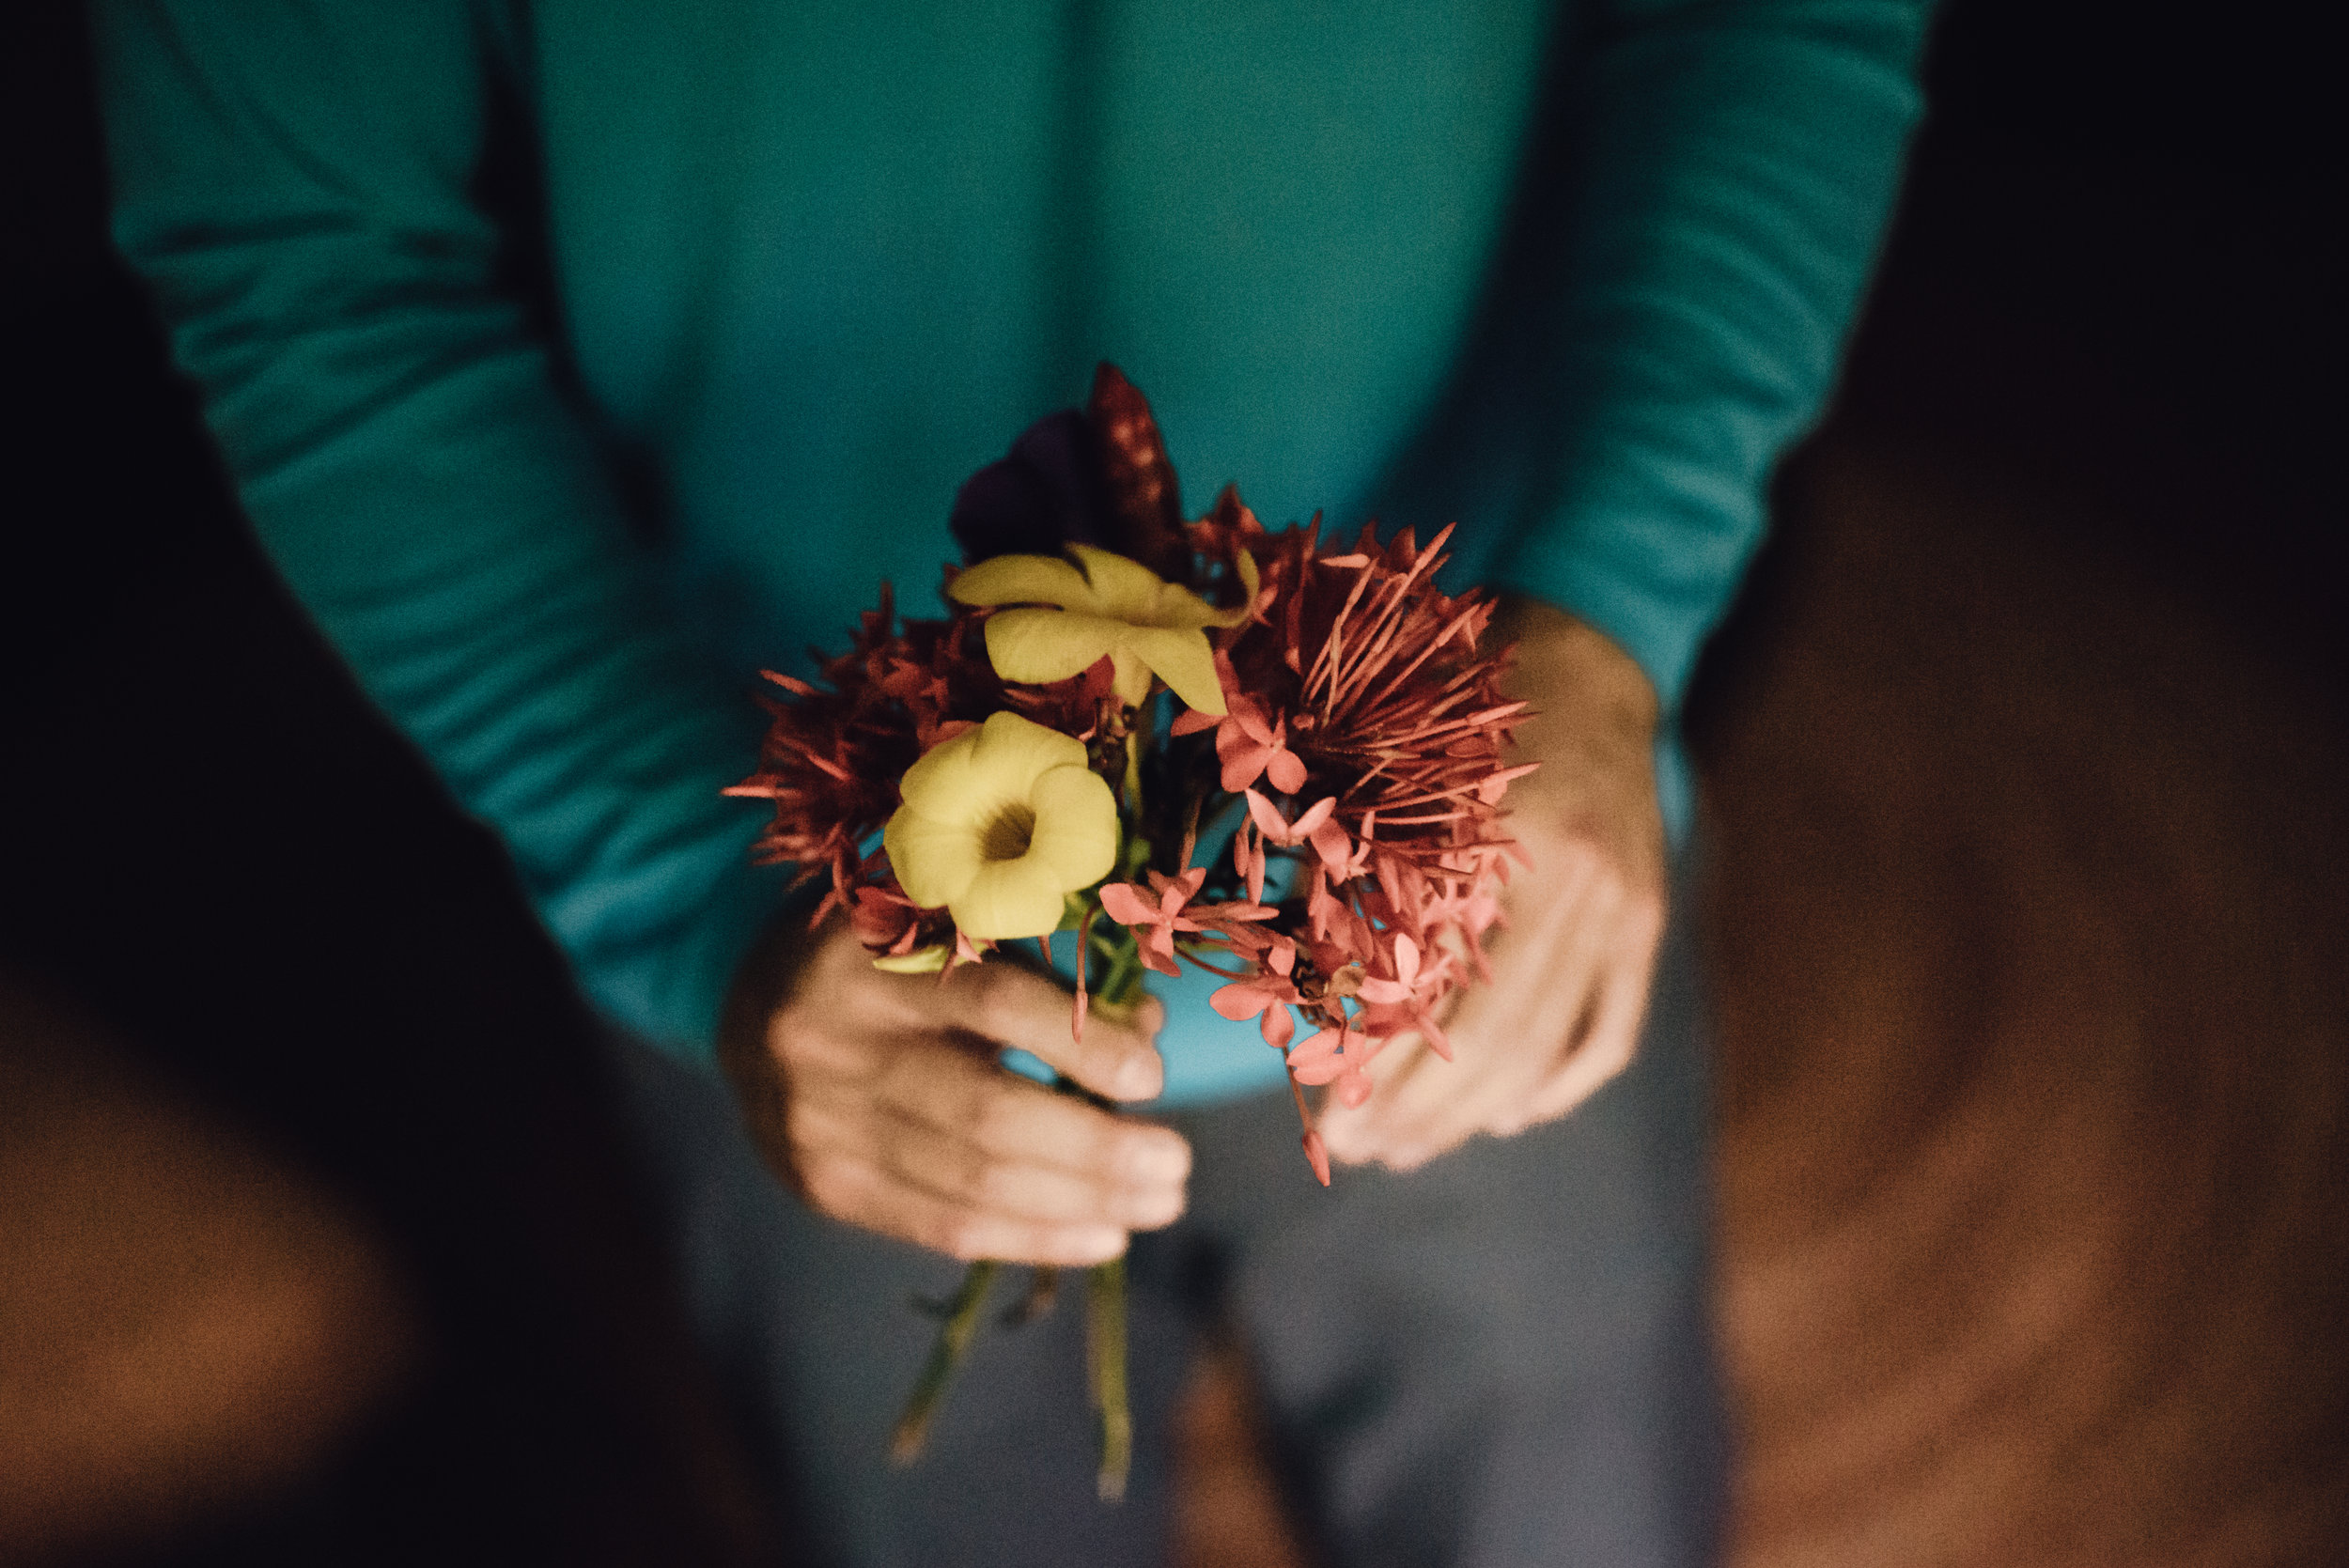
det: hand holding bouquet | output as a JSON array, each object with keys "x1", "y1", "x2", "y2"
[{"x1": 728, "y1": 367, "x2": 1534, "y2": 1497}]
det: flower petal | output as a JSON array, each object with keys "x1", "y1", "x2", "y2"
[
  {"x1": 1228, "y1": 695, "x2": 1273, "y2": 745},
  {"x1": 949, "y1": 552, "x2": 1097, "y2": 612},
  {"x1": 1286, "y1": 1027, "x2": 1346, "y2": 1074},
  {"x1": 1210, "y1": 982, "x2": 1271, "y2": 1021},
  {"x1": 895, "y1": 726, "x2": 988, "y2": 827},
  {"x1": 969, "y1": 708, "x2": 1092, "y2": 777},
  {"x1": 1024, "y1": 765, "x2": 1118, "y2": 890},
  {"x1": 1126, "y1": 626, "x2": 1225, "y2": 715},
  {"x1": 1266, "y1": 748, "x2": 1307, "y2": 795},
  {"x1": 872, "y1": 946, "x2": 949, "y2": 973},
  {"x1": 1107, "y1": 644, "x2": 1156, "y2": 707},
  {"x1": 951, "y1": 856, "x2": 1073, "y2": 939},
  {"x1": 883, "y1": 806, "x2": 984, "y2": 908},
  {"x1": 985, "y1": 609, "x2": 1123, "y2": 686},
  {"x1": 1231, "y1": 550, "x2": 1262, "y2": 624},
  {"x1": 1097, "y1": 881, "x2": 1157, "y2": 925},
  {"x1": 1220, "y1": 740, "x2": 1271, "y2": 794},
  {"x1": 1309, "y1": 816, "x2": 1352, "y2": 875},
  {"x1": 1066, "y1": 544, "x2": 1168, "y2": 621},
  {"x1": 1290, "y1": 1052, "x2": 1350, "y2": 1087},
  {"x1": 1244, "y1": 788, "x2": 1287, "y2": 842}
]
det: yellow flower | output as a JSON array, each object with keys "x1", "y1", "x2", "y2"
[
  {"x1": 948, "y1": 544, "x2": 1253, "y2": 715},
  {"x1": 882, "y1": 711, "x2": 1119, "y2": 939}
]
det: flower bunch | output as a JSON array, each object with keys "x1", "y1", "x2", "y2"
[{"x1": 727, "y1": 365, "x2": 1531, "y2": 1493}]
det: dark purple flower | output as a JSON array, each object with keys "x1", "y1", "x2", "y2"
[{"x1": 948, "y1": 364, "x2": 1190, "y2": 582}]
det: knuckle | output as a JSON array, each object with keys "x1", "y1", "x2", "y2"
[
  {"x1": 1626, "y1": 890, "x2": 1666, "y2": 940},
  {"x1": 775, "y1": 1017, "x2": 856, "y2": 1077},
  {"x1": 955, "y1": 1143, "x2": 1008, "y2": 1205},
  {"x1": 1593, "y1": 1028, "x2": 1638, "y2": 1077},
  {"x1": 876, "y1": 1044, "x2": 962, "y2": 1119},
  {"x1": 1104, "y1": 1128, "x2": 1162, "y2": 1187},
  {"x1": 782, "y1": 1095, "x2": 825, "y2": 1156},
  {"x1": 1146, "y1": 1129, "x2": 1193, "y2": 1184},
  {"x1": 937, "y1": 1213, "x2": 992, "y2": 1263},
  {"x1": 970, "y1": 1091, "x2": 1025, "y2": 1155},
  {"x1": 799, "y1": 1158, "x2": 862, "y2": 1220},
  {"x1": 1071, "y1": 1117, "x2": 1123, "y2": 1179},
  {"x1": 967, "y1": 965, "x2": 1024, "y2": 1033}
]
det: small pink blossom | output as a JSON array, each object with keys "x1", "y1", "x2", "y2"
[
  {"x1": 1244, "y1": 789, "x2": 1354, "y2": 878},
  {"x1": 1355, "y1": 932, "x2": 1455, "y2": 1062},
  {"x1": 1098, "y1": 867, "x2": 1207, "y2": 976},
  {"x1": 1208, "y1": 939, "x2": 1300, "y2": 1048},
  {"x1": 1186, "y1": 692, "x2": 1308, "y2": 794}
]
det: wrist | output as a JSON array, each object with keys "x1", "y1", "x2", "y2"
[
  {"x1": 1495, "y1": 597, "x2": 1659, "y2": 746},
  {"x1": 1491, "y1": 596, "x2": 1665, "y2": 870},
  {"x1": 717, "y1": 893, "x2": 832, "y2": 1079}
]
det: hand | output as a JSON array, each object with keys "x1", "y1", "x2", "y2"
[
  {"x1": 720, "y1": 920, "x2": 1190, "y2": 1265},
  {"x1": 1319, "y1": 599, "x2": 1668, "y2": 1171}
]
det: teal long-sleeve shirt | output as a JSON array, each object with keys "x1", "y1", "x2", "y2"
[{"x1": 95, "y1": 0, "x2": 1928, "y2": 1096}]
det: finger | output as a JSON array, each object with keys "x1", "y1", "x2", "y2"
[
  {"x1": 1317, "y1": 1031, "x2": 1432, "y2": 1164},
  {"x1": 1359, "y1": 879, "x2": 1619, "y2": 1168},
  {"x1": 791, "y1": 1044, "x2": 1187, "y2": 1229},
  {"x1": 870, "y1": 1038, "x2": 1191, "y2": 1195},
  {"x1": 1475, "y1": 833, "x2": 1602, "y2": 966},
  {"x1": 1318, "y1": 877, "x2": 1590, "y2": 1168},
  {"x1": 1515, "y1": 927, "x2": 1657, "y2": 1127},
  {"x1": 942, "y1": 961, "x2": 1166, "y2": 1102},
  {"x1": 795, "y1": 1149, "x2": 1129, "y2": 1266},
  {"x1": 867, "y1": 1101, "x2": 1187, "y2": 1232}
]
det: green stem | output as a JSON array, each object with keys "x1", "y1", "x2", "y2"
[
  {"x1": 1092, "y1": 939, "x2": 1145, "y2": 1023},
  {"x1": 1001, "y1": 1264, "x2": 1062, "y2": 1327},
  {"x1": 1087, "y1": 1253, "x2": 1132, "y2": 1501},
  {"x1": 892, "y1": 908, "x2": 1148, "y2": 1490},
  {"x1": 1087, "y1": 936, "x2": 1145, "y2": 1503},
  {"x1": 890, "y1": 1259, "x2": 1000, "y2": 1466}
]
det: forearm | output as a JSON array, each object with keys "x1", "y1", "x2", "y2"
[
  {"x1": 94, "y1": 0, "x2": 775, "y2": 1058},
  {"x1": 1495, "y1": 0, "x2": 1934, "y2": 710}
]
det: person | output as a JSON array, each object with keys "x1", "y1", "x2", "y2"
[{"x1": 93, "y1": 3, "x2": 1931, "y2": 1561}]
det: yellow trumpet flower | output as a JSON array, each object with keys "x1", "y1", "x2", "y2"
[
  {"x1": 882, "y1": 712, "x2": 1119, "y2": 939},
  {"x1": 948, "y1": 544, "x2": 1253, "y2": 715}
]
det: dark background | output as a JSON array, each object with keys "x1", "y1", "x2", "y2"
[
  {"x1": 4, "y1": 0, "x2": 2340, "y2": 1562},
  {"x1": 5, "y1": 6, "x2": 773, "y2": 1563}
]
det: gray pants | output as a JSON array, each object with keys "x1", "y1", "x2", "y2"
[{"x1": 611, "y1": 878, "x2": 1722, "y2": 1568}]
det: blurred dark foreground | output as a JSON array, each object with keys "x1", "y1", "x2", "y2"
[{"x1": 3, "y1": 1, "x2": 2340, "y2": 1564}]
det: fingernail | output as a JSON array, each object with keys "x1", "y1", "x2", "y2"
[
  {"x1": 1114, "y1": 1052, "x2": 1161, "y2": 1099},
  {"x1": 1070, "y1": 1226, "x2": 1127, "y2": 1264},
  {"x1": 1124, "y1": 1136, "x2": 1189, "y2": 1184},
  {"x1": 1122, "y1": 1187, "x2": 1184, "y2": 1228}
]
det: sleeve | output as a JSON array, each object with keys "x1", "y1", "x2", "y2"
[
  {"x1": 91, "y1": 0, "x2": 781, "y2": 1063},
  {"x1": 1491, "y1": 0, "x2": 1935, "y2": 711}
]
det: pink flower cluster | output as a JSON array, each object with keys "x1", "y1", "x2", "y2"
[{"x1": 1096, "y1": 497, "x2": 1532, "y2": 1181}]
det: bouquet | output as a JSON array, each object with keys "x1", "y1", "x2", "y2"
[{"x1": 727, "y1": 366, "x2": 1532, "y2": 1498}]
